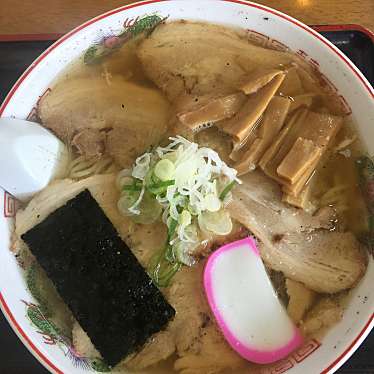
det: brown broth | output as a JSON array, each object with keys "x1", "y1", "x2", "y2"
[
  {"x1": 54, "y1": 36, "x2": 155, "y2": 89},
  {"x1": 310, "y1": 124, "x2": 368, "y2": 236},
  {"x1": 35, "y1": 23, "x2": 369, "y2": 374}
]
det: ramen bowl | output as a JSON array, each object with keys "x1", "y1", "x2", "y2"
[{"x1": 0, "y1": 1, "x2": 373, "y2": 373}]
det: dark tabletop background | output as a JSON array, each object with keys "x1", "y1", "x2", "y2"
[{"x1": 0, "y1": 32, "x2": 373, "y2": 373}]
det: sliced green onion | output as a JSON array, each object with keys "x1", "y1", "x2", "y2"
[
  {"x1": 179, "y1": 210, "x2": 192, "y2": 226},
  {"x1": 173, "y1": 241, "x2": 196, "y2": 266},
  {"x1": 149, "y1": 246, "x2": 182, "y2": 288},
  {"x1": 121, "y1": 177, "x2": 142, "y2": 192},
  {"x1": 122, "y1": 184, "x2": 142, "y2": 192},
  {"x1": 118, "y1": 136, "x2": 241, "y2": 287},
  {"x1": 198, "y1": 209, "x2": 233, "y2": 235},
  {"x1": 131, "y1": 191, "x2": 162, "y2": 224},
  {"x1": 118, "y1": 191, "x2": 140, "y2": 217},
  {"x1": 116, "y1": 169, "x2": 133, "y2": 190},
  {"x1": 219, "y1": 180, "x2": 237, "y2": 200},
  {"x1": 164, "y1": 244, "x2": 175, "y2": 263},
  {"x1": 147, "y1": 180, "x2": 175, "y2": 195},
  {"x1": 167, "y1": 218, "x2": 178, "y2": 239},
  {"x1": 132, "y1": 153, "x2": 151, "y2": 180},
  {"x1": 119, "y1": 189, "x2": 162, "y2": 223},
  {"x1": 204, "y1": 193, "x2": 221, "y2": 212},
  {"x1": 154, "y1": 159, "x2": 176, "y2": 181},
  {"x1": 187, "y1": 203, "x2": 199, "y2": 216},
  {"x1": 150, "y1": 172, "x2": 160, "y2": 185},
  {"x1": 155, "y1": 262, "x2": 182, "y2": 287}
]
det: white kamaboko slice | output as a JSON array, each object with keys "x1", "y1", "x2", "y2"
[{"x1": 204, "y1": 237, "x2": 303, "y2": 364}]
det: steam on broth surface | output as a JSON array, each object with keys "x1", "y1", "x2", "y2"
[{"x1": 13, "y1": 20, "x2": 370, "y2": 373}]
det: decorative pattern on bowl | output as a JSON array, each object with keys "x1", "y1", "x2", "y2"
[{"x1": 0, "y1": 2, "x2": 373, "y2": 374}]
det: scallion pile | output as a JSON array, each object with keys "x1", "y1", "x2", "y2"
[{"x1": 116, "y1": 136, "x2": 240, "y2": 286}]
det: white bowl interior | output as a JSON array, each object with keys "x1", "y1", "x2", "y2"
[{"x1": 0, "y1": 1, "x2": 373, "y2": 373}]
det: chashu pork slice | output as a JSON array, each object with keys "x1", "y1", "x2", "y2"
[
  {"x1": 15, "y1": 175, "x2": 167, "y2": 269},
  {"x1": 138, "y1": 21, "x2": 294, "y2": 101},
  {"x1": 38, "y1": 77, "x2": 170, "y2": 164},
  {"x1": 168, "y1": 264, "x2": 247, "y2": 374},
  {"x1": 15, "y1": 176, "x2": 244, "y2": 372},
  {"x1": 227, "y1": 171, "x2": 367, "y2": 294},
  {"x1": 125, "y1": 263, "x2": 246, "y2": 373},
  {"x1": 15, "y1": 175, "x2": 174, "y2": 369}
]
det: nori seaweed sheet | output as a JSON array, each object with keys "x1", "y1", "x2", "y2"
[{"x1": 21, "y1": 190, "x2": 175, "y2": 367}]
